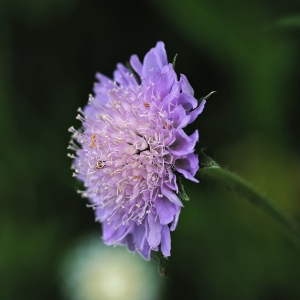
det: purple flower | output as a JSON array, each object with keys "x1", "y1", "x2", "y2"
[{"x1": 68, "y1": 42, "x2": 205, "y2": 260}]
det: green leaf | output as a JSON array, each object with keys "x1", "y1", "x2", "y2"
[
  {"x1": 172, "y1": 53, "x2": 178, "y2": 71},
  {"x1": 151, "y1": 251, "x2": 168, "y2": 277},
  {"x1": 177, "y1": 175, "x2": 190, "y2": 201},
  {"x1": 199, "y1": 149, "x2": 219, "y2": 169},
  {"x1": 198, "y1": 91, "x2": 217, "y2": 102}
]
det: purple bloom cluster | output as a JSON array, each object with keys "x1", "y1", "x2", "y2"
[{"x1": 68, "y1": 42, "x2": 205, "y2": 260}]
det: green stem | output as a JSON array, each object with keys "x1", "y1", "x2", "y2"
[{"x1": 196, "y1": 153, "x2": 300, "y2": 247}]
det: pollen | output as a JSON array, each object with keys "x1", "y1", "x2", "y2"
[{"x1": 91, "y1": 133, "x2": 96, "y2": 148}]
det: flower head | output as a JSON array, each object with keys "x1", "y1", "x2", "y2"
[{"x1": 68, "y1": 42, "x2": 205, "y2": 260}]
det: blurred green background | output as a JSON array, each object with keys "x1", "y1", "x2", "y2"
[{"x1": 1, "y1": 0, "x2": 300, "y2": 299}]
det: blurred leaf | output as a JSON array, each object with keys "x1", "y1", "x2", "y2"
[
  {"x1": 275, "y1": 15, "x2": 300, "y2": 28},
  {"x1": 10, "y1": 0, "x2": 79, "y2": 27},
  {"x1": 151, "y1": 0, "x2": 295, "y2": 138}
]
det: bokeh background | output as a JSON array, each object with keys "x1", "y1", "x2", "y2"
[{"x1": 1, "y1": 0, "x2": 300, "y2": 299}]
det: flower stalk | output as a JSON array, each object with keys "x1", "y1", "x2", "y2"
[{"x1": 197, "y1": 151, "x2": 300, "y2": 248}]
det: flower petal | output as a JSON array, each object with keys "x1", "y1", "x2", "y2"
[
  {"x1": 133, "y1": 222, "x2": 151, "y2": 260},
  {"x1": 172, "y1": 93, "x2": 198, "y2": 111},
  {"x1": 171, "y1": 106, "x2": 191, "y2": 128},
  {"x1": 95, "y1": 72, "x2": 113, "y2": 86},
  {"x1": 169, "y1": 129, "x2": 199, "y2": 155},
  {"x1": 155, "y1": 41, "x2": 168, "y2": 66},
  {"x1": 113, "y1": 63, "x2": 130, "y2": 86},
  {"x1": 161, "y1": 184, "x2": 183, "y2": 207},
  {"x1": 142, "y1": 42, "x2": 168, "y2": 79},
  {"x1": 170, "y1": 210, "x2": 180, "y2": 231},
  {"x1": 146, "y1": 212, "x2": 162, "y2": 248},
  {"x1": 161, "y1": 225, "x2": 171, "y2": 257},
  {"x1": 139, "y1": 241, "x2": 151, "y2": 260},
  {"x1": 120, "y1": 234, "x2": 135, "y2": 251},
  {"x1": 134, "y1": 223, "x2": 146, "y2": 250},
  {"x1": 174, "y1": 153, "x2": 199, "y2": 182},
  {"x1": 155, "y1": 196, "x2": 177, "y2": 225},
  {"x1": 180, "y1": 74, "x2": 194, "y2": 96},
  {"x1": 95, "y1": 207, "x2": 110, "y2": 222},
  {"x1": 102, "y1": 217, "x2": 133, "y2": 245},
  {"x1": 130, "y1": 54, "x2": 143, "y2": 76},
  {"x1": 154, "y1": 64, "x2": 177, "y2": 100},
  {"x1": 93, "y1": 72, "x2": 114, "y2": 106},
  {"x1": 188, "y1": 99, "x2": 206, "y2": 124}
]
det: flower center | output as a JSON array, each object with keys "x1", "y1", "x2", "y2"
[{"x1": 70, "y1": 85, "x2": 173, "y2": 228}]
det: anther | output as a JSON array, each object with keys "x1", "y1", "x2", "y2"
[
  {"x1": 88, "y1": 94, "x2": 94, "y2": 103},
  {"x1": 96, "y1": 161, "x2": 106, "y2": 169},
  {"x1": 91, "y1": 133, "x2": 96, "y2": 148}
]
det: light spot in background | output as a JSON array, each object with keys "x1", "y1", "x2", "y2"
[{"x1": 60, "y1": 235, "x2": 164, "y2": 300}]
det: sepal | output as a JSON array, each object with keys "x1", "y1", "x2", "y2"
[
  {"x1": 177, "y1": 175, "x2": 190, "y2": 202},
  {"x1": 199, "y1": 149, "x2": 219, "y2": 169}
]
